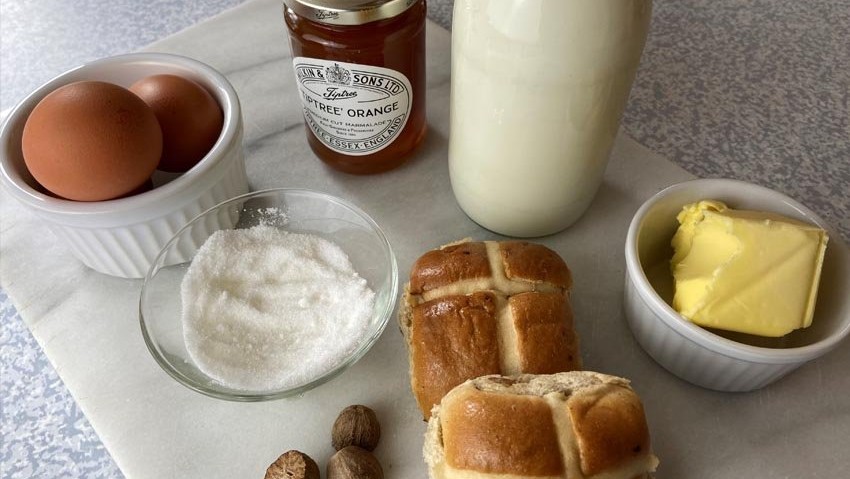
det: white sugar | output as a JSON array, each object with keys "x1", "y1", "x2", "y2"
[{"x1": 181, "y1": 225, "x2": 376, "y2": 391}]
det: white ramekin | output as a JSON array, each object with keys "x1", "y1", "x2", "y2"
[
  {"x1": 624, "y1": 179, "x2": 850, "y2": 391},
  {"x1": 0, "y1": 53, "x2": 249, "y2": 278}
]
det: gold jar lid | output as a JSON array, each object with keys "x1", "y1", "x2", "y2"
[{"x1": 282, "y1": 0, "x2": 419, "y2": 26}]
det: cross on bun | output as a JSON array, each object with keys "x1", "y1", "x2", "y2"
[
  {"x1": 400, "y1": 239, "x2": 581, "y2": 418},
  {"x1": 425, "y1": 372, "x2": 659, "y2": 479}
]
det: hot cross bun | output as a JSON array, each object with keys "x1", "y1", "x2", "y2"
[
  {"x1": 424, "y1": 371, "x2": 659, "y2": 479},
  {"x1": 399, "y1": 239, "x2": 581, "y2": 418}
]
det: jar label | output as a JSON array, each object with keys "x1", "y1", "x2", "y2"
[{"x1": 293, "y1": 57, "x2": 413, "y2": 156}]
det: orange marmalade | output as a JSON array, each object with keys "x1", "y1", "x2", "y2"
[{"x1": 283, "y1": 0, "x2": 427, "y2": 174}]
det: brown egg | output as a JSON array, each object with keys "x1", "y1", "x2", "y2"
[
  {"x1": 22, "y1": 81, "x2": 162, "y2": 202},
  {"x1": 32, "y1": 177, "x2": 152, "y2": 200},
  {"x1": 129, "y1": 74, "x2": 223, "y2": 172}
]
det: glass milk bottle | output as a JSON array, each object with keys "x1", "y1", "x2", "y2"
[{"x1": 449, "y1": 0, "x2": 652, "y2": 237}]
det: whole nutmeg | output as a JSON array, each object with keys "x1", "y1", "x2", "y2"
[
  {"x1": 265, "y1": 450, "x2": 320, "y2": 479},
  {"x1": 327, "y1": 446, "x2": 383, "y2": 479},
  {"x1": 332, "y1": 405, "x2": 381, "y2": 451}
]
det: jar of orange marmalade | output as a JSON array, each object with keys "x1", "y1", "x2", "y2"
[{"x1": 283, "y1": 0, "x2": 427, "y2": 174}]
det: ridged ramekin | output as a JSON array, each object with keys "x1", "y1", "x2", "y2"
[
  {"x1": 0, "y1": 52, "x2": 249, "y2": 278},
  {"x1": 624, "y1": 179, "x2": 850, "y2": 391}
]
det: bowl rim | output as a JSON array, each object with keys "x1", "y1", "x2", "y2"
[
  {"x1": 0, "y1": 52, "x2": 241, "y2": 216},
  {"x1": 625, "y1": 178, "x2": 850, "y2": 364},
  {"x1": 139, "y1": 187, "x2": 399, "y2": 401}
]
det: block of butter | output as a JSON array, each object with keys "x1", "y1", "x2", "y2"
[{"x1": 670, "y1": 200, "x2": 828, "y2": 337}]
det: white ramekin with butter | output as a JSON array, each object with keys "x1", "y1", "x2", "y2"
[{"x1": 623, "y1": 179, "x2": 850, "y2": 392}]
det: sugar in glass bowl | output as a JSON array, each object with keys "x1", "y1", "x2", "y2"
[
  {"x1": 623, "y1": 179, "x2": 850, "y2": 392},
  {"x1": 139, "y1": 188, "x2": 398, "y2": 401}
]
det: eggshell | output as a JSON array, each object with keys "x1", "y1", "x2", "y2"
[
  {"x1": 129, "y1": 74, "x2": 223, "y2": 172},
  {"x1": 21, "y1": 81, "x2": 162, "y2": 202}
]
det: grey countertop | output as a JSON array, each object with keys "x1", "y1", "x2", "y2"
[{"x1": 1, "y1": 1, "x2": 847, "y2": 477}]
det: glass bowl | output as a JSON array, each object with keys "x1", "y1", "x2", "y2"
[{"x1": 139, "y1": 188, "x2": 398, "y2": 401}]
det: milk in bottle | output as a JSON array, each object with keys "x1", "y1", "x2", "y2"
[{"x1": 449, "y1": 0, "x2": 652, "y2": 236}]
